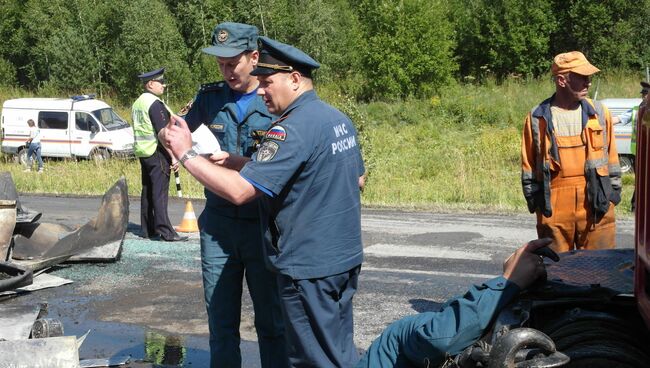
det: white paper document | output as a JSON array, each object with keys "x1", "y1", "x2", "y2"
[{"x1": 191, "y1": 124, "x2": 221, "y2": 155}]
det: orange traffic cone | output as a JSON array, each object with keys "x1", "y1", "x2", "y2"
[{"x1": 176, "y1": 200, "x2": 199, "y2": 232}]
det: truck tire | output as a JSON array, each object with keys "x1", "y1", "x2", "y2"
[
  {"x1": 543, "y1": 309, "x2": 649, "y2": 367},
  {"x1": 619, "y1": 155, "x2": 634, "y2": 173},
  {"x1": 15, "y1": 148, "x2": 28, "y2": 167},
  {"x1": 89, "y1": 148, "x2": 110, "y2": 162}
]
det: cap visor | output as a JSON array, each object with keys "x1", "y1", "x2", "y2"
[
  {"x1": 572, "y1": 63, "x2": 600, "y2": 76},
  {"x1": 250, "y1": 67, "x2": 280, "y2": 76},
  {"x1": 202, "y1": 46, "x2": 246, "y2": 58}
]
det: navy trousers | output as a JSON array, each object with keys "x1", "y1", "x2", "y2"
[
  {"x1": 139, "y1": 150, "x2": 176, "y2": 239},
  {"x1": 200, "y1": 209, "x2": 288, "y2": 368},
  {"x1": 276, "y1": 265, "x2": 361, "y2": 368}
]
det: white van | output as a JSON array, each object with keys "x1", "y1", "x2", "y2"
[
  {"x1": 601, "y1": 98, "x2": 643, "y2": 173},
  {"x1": 1, "y1": 95, "x2": 134, "y2": 164}
]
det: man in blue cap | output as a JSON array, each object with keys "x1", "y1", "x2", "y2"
[
  {"x1": 132, "y1": 67, "x2": 187, "y2": 242},
  {"x1": 160, "y1": 36, "x2": 365, "y2": 367},
  {"x1": 181, "y1": 23, "x2": 287, "y2": 368}
]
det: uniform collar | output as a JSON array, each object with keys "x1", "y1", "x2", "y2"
[
  {"x1": 221, "y1": 84, "x2": 274, "y2": 121},
  {"x1": 533, "y1": 94, "x2": 597, "y2": 119},
  {"x1": 280, "y1": 90, "x2": 318, "y2": 118}
]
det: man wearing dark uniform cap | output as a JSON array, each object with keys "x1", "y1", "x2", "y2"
[
  {"x1": 132, "y1": 67, "x2": 187, "y2": 242},
  {"x1": 160, "y1": 37, "x2": 366, "y2": 367},
  {"x1": 181, "y1": 23, "x2": 287, "y2": 368}
]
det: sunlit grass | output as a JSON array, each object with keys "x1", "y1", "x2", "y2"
[{"x1": 0, "y1": 156, "x2": 205, "y2": 198}]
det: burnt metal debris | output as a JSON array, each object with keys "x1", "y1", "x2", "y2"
[
  {"x1": 0, "y1": 261, "x2": 32, "y2": 293},
  {"x1": 9, "y1": 175, "x2": 129, "y2": 270},
  {"x1": 0, "y1": 173, "x2": 130, "y2": 367}
]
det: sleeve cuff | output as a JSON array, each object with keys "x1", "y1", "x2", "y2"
[
  {"x1": 241, "y1": 174, "x2": 274, "y2": 197},
  {"x1": 484, "y1": 276, "x2": 521, "y2": 293}
]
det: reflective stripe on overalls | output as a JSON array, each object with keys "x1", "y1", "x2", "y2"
[{"x1": 132, "y1": 93, "x2": 172, "y2": 157}]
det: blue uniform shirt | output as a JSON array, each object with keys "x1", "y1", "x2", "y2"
[
  {"x1": 185, "y1": 82, "x2": 274, "y2": 217},
  {"x1": 241, "y1": 90, "x2": 365, "y2": 279}
]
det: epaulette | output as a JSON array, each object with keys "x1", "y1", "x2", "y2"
[{"x1": 199, "y1": 81, "x2": 226, "y2": 93}]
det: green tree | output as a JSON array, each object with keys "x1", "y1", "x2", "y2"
[
  {"x1": 291, "y1": 0, "x2": 363, "y2": 94},
  {"x1": 0, "y1": 0, "x2": 25, "y2": 86},
  {"x1": 353, "y1": 0, "x2": 457, "y2": 100},
  {"x1": 20, "y1": 0, "x2": 76, "y2": 88},
  {"x1": 111, "y1": 0, "x2": 195, "y2": 105},
  {"x1": 627, "y1": 0, "x2": 650, "y2": 71},
  {"x1": 163, "y1": 0, "x2": 235, "y2": 86},
  {"x1": 452, "y1": 0, "x2": 555, "y2": 81},
  {"x1": 550, "y1": 0, "x2": 641, "y2": 71}
]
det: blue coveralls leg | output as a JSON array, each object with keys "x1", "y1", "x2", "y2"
[
  {"x1": 356, "y1": 277, "x2": 521, "y2": 368},
  {"x1": 276, "y1": 266, "x2": 360, "y2": 368},
  {"x1": 200, "y1": 208, "x2": 287, "y2": 368},
  {"x1": 356, "y1": 314, "x2": 433, "y2": 368}
]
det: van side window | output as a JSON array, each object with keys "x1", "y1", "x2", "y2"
[
  {"x1": 75, "y1": 112, "x2": 97, "y2": 132},
  {"x1": 38, "y1": 111, "x2": 68, "y2": 130}
]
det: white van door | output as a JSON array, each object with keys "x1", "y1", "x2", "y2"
[
  {"x1": 71, "y1": 111, "x2": 99, "y2": 157},
  {"x1": 37, "y1": 111, "x2": 71, "y2": 157}
]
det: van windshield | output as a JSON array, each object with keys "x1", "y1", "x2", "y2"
[{"x1": 93, "y1": 108, "x2": 129, "y2": 131}]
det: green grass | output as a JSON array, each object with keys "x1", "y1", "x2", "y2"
[
  {"x1": 0, "y1": 72, "x2": 641, "y2": 218},
  {"x1": 0, "y1": 157, "x2": 206, "y2": 199}
]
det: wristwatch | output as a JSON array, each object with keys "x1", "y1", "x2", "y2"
[{"x1": 179, "y1": 148, "x2": 198, "y2": 166}]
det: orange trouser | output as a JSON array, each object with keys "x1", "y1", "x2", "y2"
[{"x1": 536, "y1": 176, "x2": 616, "y2": 253}]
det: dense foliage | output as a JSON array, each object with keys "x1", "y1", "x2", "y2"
[{"x1": 0, "y1": 0, "x2": 649, "y2": 102}]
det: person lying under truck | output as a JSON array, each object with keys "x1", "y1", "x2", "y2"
[{"x1": 356, "y1": 238, "x2": 556, "y2": 368}]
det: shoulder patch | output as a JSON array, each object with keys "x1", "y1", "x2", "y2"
[
  {"x1": 257, "y1": 141, "x2": 279, "y2": 162},
  {"x1": 265, "y1": 125, "x2": 287, "y2": 141},
  {"x1": 199, "y1": 81, "x2": 226, "y2": 93}
]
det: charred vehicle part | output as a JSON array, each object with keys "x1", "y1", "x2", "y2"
[
  {"x1": 3, "y1": 175, "x2": 129, "y2": 270},
  {"x1": 0, "y1": 174, "x2": 130, "y2": 367}
]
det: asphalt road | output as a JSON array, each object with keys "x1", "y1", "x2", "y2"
[{"x1": 2, "y1": 194, "x2": 635, "y2": 367}]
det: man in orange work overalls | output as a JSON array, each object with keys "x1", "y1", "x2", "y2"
[{"x1": 521, "y1": 51, "x2": 622, "y2": 253}]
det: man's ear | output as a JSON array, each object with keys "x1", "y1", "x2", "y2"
[
  {"x1": 250, "y1": 50, "x2": 260, "y2": 66},
  {"x1": 290, "y1": 72, "x2": 302, "y2": 90}
]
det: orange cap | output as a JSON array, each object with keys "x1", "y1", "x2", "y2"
[{"x1": 551, "y1": 51, "x2": 600, "y2": 76}]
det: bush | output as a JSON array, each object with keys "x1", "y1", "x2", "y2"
[{"x1": 352, "y1": 0, "x2": 457, "y2": 100}]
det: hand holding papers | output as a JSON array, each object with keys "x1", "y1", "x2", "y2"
[{"x1": 191, "y1": 124, "x2": 221, "y2": 156}]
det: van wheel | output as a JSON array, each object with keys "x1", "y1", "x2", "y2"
[
  {"x1": 90, "y1": 148, "x2": 110, "y2": 162},
  {"x1": 15, "y1": 148, "x2": 28, "y2": 166},
  {"x1": 619, "y1": 155, "x2": 634, "y2": 174}
]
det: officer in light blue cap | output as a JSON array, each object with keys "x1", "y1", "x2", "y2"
[
  {"x1": 159, "y1": 36, "x2": 366, "y2": 367},
  {"x1": 179, "y1": 22, "x2": 287, "y2": 368}
]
